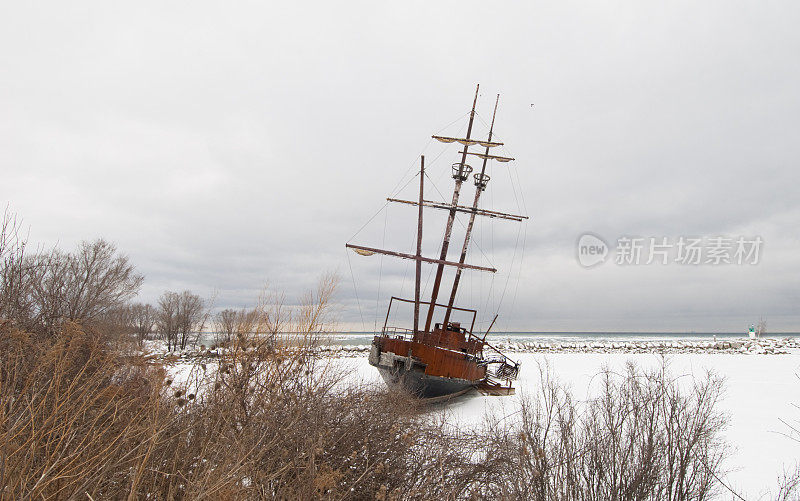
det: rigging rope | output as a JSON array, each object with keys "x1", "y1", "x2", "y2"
[
  {"x1": 469, "y1": 112, "x2": 529, "y2": 332},
  {"x1": 345, "y1": 248, "x2": 366, "y2": 331},
  {"x1": 347, "y1": 135, "x2": 454, "y2": 246},
  {"x1": 374, "y1": 207, "x2": 387, "y2": 333},
  {"x1": 507, "y1": 222, "x2": 527, "y2": 319},
  {"x1": 397, "y1": 231, "x2": 414, "y2": 303},
  {"x1": 384, "y1": 112, "x2": 469, "y2": 201},
  {"x1": 346, "y1": 171, "x2": 417, "y2": 245},
  {"x1": 423, "y1": 171, "x2": 497, "y2": 269},
  {"x1": 494, "y1": 212, "x2": 523, "y2": 318}
]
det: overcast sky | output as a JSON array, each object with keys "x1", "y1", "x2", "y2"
[{"x1": 1, "y1": 1, "x2": 798, "y2": 332}]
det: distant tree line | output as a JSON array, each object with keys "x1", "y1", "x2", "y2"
[
  {"x1": 109, "y1": 290, "x2": 206, "y2": 351},
  {"x1": 0, "y1": 209, "x2": 208, "y2": 350},
  {"x1": 0, "y1": 210, "x2": 341, "y2": 352},
  {"x1": 0, "y1": 210, "x2": 143, "y2": 336}
]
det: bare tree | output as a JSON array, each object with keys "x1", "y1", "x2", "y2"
[
  {"x1": 56, "y1": 240, "x2": 142, "y2": 322},
  {"x1": 214, "y1": 308, "x2": 237, "y2": 345},
  {"x1": 0, "y1": 208, "x2": 30, "y2": 327},
  {"x1": 99, "y1": 304, "x2": 135, "y2": 335},
  {"x1": 213, "y1": 306, "x2": 265, "y2": 345},
  {"x1": 160, "y1": 290, "x2": 204, "y2": 351},
  {"x1": 156, "y1": 292, "x2": 180, "y2": 351},
  {"x1": 130, "y1": 303, "x2": 155, "y2": 345},
  {"x1": 75, "y1": 241, "x2": 138, "y2": 318},
  {"x1": 177, "y1": 291, "x2": 204, "y2": 350},
  {"x1": 2, "y1": 236, "x2": 143, "y2": 335}
]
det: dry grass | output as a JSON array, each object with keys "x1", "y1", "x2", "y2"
[
  {"x1": 0, "y1": 318, "x2": 732, "y2": 500},
  {"x1": 0, "y1": 323, "x2": 168, "y2": 499},
  {"x1": 0, "y1": 275, "x2": 451, "y2": 499}
]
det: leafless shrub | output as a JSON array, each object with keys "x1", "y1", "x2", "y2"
[
  {"x1": 774, "y1": 386, "x2": 800, "y2": 499},
  {"x1": 0, "y1": 271, "x2": 441, "y2": 499},
  {"x1": 295, "y1": 270, "x2": 339, "y2": 336},
  {"x1": 776, "y1": 466, "x2": 800, "y2": 501},
  {"x1": 0, "y1": 322, "x2": 168, "y2": 498},
  {"x1": 456, "y1": 361, "x2": 729, "y2": 500}
]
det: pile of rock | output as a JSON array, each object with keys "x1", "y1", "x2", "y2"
[
  {"x1": 148, "y1": 338, "x2": 800, "y2": 360},
  {"x1": 318, "y1": 345, "x2": 371, "y2": 358},
  {"x1": 149, "y1": 345, "x2": 224, "y2": 362},
  {"x1": 491, "y1": 337, "x2": 800, "y2": 355},
  {"x1": 150, "y1": 344, "x2": 374, "y2": 361}
]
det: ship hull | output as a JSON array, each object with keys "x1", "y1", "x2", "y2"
[
  {"x1": 374, "y1": 363, "x2": 475, "y2": 399},
  {"x1": 369, "y1": 342, "x2": 477, "y2": 399}
]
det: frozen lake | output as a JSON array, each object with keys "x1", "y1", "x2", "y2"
[{"x1": 340, "y1": 352, "x2": 800, "y2": 499}]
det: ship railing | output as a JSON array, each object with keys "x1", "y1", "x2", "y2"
[
  {"x1": 478, "y1": 341, "x2": 520, "y2": 381},
  {"x1": 381, "y1": 326, "x2": 414, "y2": 339},
  {"x1": 382, "y1": 297, "x2": 478, "y2": 337},
  {"x1": 381, "y1": 325, "x2": 473, "y2": 342},
  {"x1": 380, "y1": 326, "x2": 487, "y2": 358}
]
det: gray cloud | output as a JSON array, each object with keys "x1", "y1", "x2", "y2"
[{"x1": 1, "y1": 0, "x2": 798, "y2": 332}]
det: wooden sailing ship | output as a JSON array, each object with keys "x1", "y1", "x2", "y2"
[{"x1": 347, "y1": 85, "x2": 523, "y2": 399}]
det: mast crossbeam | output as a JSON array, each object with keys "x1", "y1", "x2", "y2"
[
  {"x1": 387, "y1": 198, "x2": 528, "y2": 222},
  {"x1": 346, "y1": 244, "x2": 496, "y2": 273},
  {"x1": 432, "y1": 135, "x2": 503, "y2": 148},
  {"x1": 459, "y1": 151, "x2": 515, "y2": 162}
]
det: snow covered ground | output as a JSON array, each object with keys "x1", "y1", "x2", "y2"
[
  {"x1": 162, "y1": 342, "x2": 800, "y2": 498},
  {"x1": 340, "y1": 352, "x2": 800, "y2": 499}
]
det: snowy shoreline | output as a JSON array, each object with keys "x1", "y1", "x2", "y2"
[
  {"x1": 320, "y1": 336, "x2": 799, "y2": 356},
  {"x1": 487, "y1": 336, "x2": 799, "y2": 355},
  {"x1": 147, "y1": 336, "x2": 800, "y2": 362}
]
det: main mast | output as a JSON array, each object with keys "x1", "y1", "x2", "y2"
[
  {"x1": 442, "y1": 95, "x2": 500, "y2": 327},
  {"x1": 423, "y1": 84, "x2": 480, "y2": 332},
  {"x1": 413, "y1": 156, "x2": 424, "y2": 337}
]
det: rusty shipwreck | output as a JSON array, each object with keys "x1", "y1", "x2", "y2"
[{"x1": 347, "y1": 86, "x2": 524, "y2": 399}]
